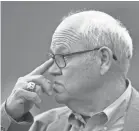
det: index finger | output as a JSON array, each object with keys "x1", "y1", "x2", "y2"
[{"x1": 30, "y1": 58, "x2": 54, "y2": 75}]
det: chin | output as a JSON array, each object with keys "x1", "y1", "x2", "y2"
[{"x1": 54, "y1": 93, "x2": 70, "y2": 105}]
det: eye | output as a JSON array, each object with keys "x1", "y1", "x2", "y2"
[{"x1": 63, "y1": 56, "x2": 68, "y2": 62}]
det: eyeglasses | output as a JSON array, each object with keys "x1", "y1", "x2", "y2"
[{"x1": 48, "y1": 47, "x2": 117, "y2": 68}]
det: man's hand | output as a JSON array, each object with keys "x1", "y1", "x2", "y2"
[{"x1": 5, "y1": 58, "x2": 54, "y2": 121}]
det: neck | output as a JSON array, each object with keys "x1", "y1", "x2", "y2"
[{"x1": 67, "y1": 76, "x2": 126, "y2": 117}]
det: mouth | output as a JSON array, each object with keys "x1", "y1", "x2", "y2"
[
  {"x1": 53, "y1": 81, "x2": 64, "y2": 93},
  {"x1": 54, "y1": 81, "x2": 62, "y2": 85}
]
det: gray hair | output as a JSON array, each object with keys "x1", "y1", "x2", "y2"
[{"x1": 62, "y1": 10, "x2": 133, "y2": 74}]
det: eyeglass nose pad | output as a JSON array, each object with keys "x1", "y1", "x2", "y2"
[{"x1": 48, "y1": 53, "x2": 54, "y2": 59}]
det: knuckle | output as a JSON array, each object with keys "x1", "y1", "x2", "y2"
[
  {"x1": 17, "y1": 77, "x2": 26, "y2": 83},
  {"x1": 32, "y1": 93, "x2": 38, "y2": 100},
  {"x1": 14, "y1": 88, "x2": 23, "y2": 97},
  {"x1": 17, "y1": 77, "x2": 24, "y2": 83},
  {"x1": 15, "y1": 79, "x2": 27, "y2": 88},
  {"x1": 39, "y1": 75, "x2": 45, "y2": 79},
  {"x1": 18, "y1": 77, "x2": 23, "y2": 81}
]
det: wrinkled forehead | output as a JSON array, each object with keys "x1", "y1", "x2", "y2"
[
  {"x1": 50, "y1": 30, "x2": 85, "y2": 55},
  {"x1": 50, "y1": 20, "x2": 88, "y2": 55},
  {"x1": 50, "y1": 41, "x2": 71, "y2": 55}
]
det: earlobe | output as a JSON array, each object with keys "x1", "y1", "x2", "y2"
[
  {"x1": 99, "y1": 47, "x2": 112, "y2": 75},
  {"x1": 100, "y1": 65, "x2": 110, "y2": 75}
]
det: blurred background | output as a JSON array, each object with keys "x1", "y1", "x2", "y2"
[{"x1": 1, "y1": 1, "x2": 139, "y2": 116}]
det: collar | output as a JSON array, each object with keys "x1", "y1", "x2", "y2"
[
  {"x1": 103, "y1": 79, "x2": 132, "y2": 122},
  {"x1": 68, "y1": 79, "x2": 132, "y2": 127}
]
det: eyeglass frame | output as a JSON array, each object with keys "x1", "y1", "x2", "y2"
[{"x1": 48, "y1": 47, "x2": 117, "y2": 68}]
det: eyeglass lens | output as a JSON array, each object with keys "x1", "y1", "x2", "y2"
[{"x1": 55, "y1": 55, "x2": 66, "y2": 68}]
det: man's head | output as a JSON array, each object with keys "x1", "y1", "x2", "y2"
[{"x1": 48, "y1": 10, "x2": 133, "y2": 106}]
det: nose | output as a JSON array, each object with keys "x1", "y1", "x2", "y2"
[{"x1": 48, "y1": 61, "x2": 62, "y2": 76}]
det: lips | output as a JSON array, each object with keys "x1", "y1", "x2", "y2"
[
  {"x1": 54, "y1": 81, "x2": 62, "y2": 85},
  {"x1": 53, "y1": 81, "x2": 64, "y2": 93}
]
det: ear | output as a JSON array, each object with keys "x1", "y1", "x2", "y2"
[{"x1": 98, "y1": 46, "x2": 113, "y2": 75}]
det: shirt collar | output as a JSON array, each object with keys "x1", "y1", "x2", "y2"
[
  {"x1": 68, "y1": 79, "x2": 132, "y2": 127},
  {"x1": 103, "y1": 79, "x2": 132, "y2": 125}
]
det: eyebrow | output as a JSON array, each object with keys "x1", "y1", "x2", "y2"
[
  {"x1": 49, "y1": 46, "x2": 71, "y2": 55},
  {"x1": 49, "y1": 48, "x2": 54, "y2": 54}
]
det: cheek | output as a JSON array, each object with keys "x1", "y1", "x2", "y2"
[{"x1": 63, "y1": 63, "x2": 100, "y2": 95}]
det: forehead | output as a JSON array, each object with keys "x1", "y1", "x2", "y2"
[
  {"x1": 50, "y1": 42, "x2": 70, "y2": 55},
  {"x1": 50, "y1": 28, "x2": 88, "y2": 54}
]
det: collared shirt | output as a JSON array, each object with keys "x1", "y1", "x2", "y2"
[
  {"x1": 1, "y1": 79, "x2": 133, "y2": 131},
  {"x1": 68, "y1": 79, "x2": 132, "y2": 131}
]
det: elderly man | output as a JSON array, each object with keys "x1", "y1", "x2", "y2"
[{"x1": 1, "y1": 10, "x2": 139, "y2": 131}]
